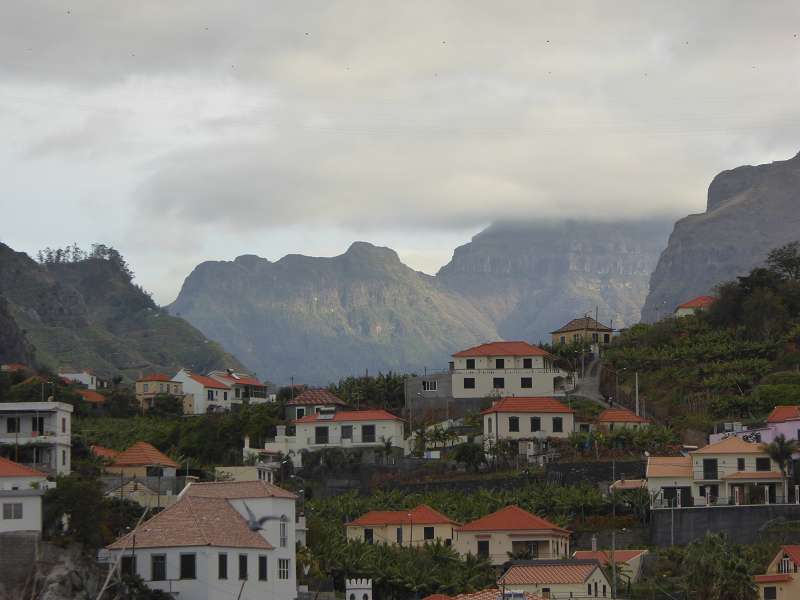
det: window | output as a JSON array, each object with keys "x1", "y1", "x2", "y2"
[
  {"x1": 207, "y1": 390, "x2": 214, "y2": 401},
  {"x1": 151, "y1": 555, "x2": 166, "y2": 581},
  {"x1": 487, "y1": 418, "x2": 492, "y2": 434},
  {"x1": 495, "y1": 358, "x2": 505, "y2": 369},
  {"x1": 737, "y1": 458, "x2": 745, "y2": 471},
  {"x1": 32, "y1": 416, "x2": 44, "y2": 435},
  {"x1": 779, "y1": 555, "x2": 792, "y2": 573},
  {"x1": 159, "y1": 383, "x2": 164, "y2": 393},
  {"x1": 121, "y1": 556, "x2": 136, "y2": 577},
  {"x1": 560, "y1": 336, "x2": 566, "y2": 344},
  {"x1": 422, "y1": 380, "x2": 438, "y2": 392},
  {"x1": 463, "y1": 377, "x2": 476, "y2": 389},
  {"x1": 364, "y1": 528, "x2": 374, "y2": 544},
  {"x1": 278, "y1": 558, "x2": 290, "y2": 580},
  {"x1": 258, "y1": 555, "x2": 268, "y2": 581},
  {"x1": 62, "y1": 450, "x2": 66, "y2": 466},
  {"x1": 602, "y1": 584, "x2": 607, "y2": 597},
  {"x1": 315, "y1": 426, "x2": 329, "y2": 445},
  {"x1": 764, "y1": 587, "x2": 777, "y2": 600},
  {"x1": 592, "y1": 333, "x2": 599, "y2": 343},
  {"x1": 508, "y1": 417, "x2": 519, "y2": 432},
  {"x1": 587, "y1": 584, "x2": 592, "y2": 596},
  {"x1": 6, "y1": 417, "x2": 19, "y2": 433},
  {"x1": 180, "y1": 554, "x2": 196, "y2": 580},
  {"x1": 236, "y1": 388, "x2": 241, "y2": 398},
  {"x1": 756, "y1": 457, "x2": 771, "y2": 472},
  {"x1": 492, "y1": 377, "x2": 504, "y2": 389},
  {"x1": 146, "y1": 466, "x2": 164, "y2": 477},
  {"x1": 702, "y1": 458, "x2": 718, "y2": 480},
  {"x1": 397, "y1": 527, "x2": 403, "y2": 544},
  {"x1": 280, "y1": 521, "x2": 288, "y2": 547},
  {"x1": 604, "y1": 334, "x2": 610, "y2": 343},
  {"x1": 239, "y1": 554, "x2": 248, "y2": 580},
  {"x1": 523, "y1": 358, "x2": 533, "y2": 369},
  {"x1": 552, "y1": 417, "x2": 563, "y2": 433},
  {"x1": 521, "y1": 377, "x2": 532, "y2": 389},
  {"x1": 61, "y1": 417, "x2": 66, "y2": 433},
  {"x1": 218, "y1": 553, "x2": 228, "y2": 580},
  {"x1": 296, "y1": 407, "x2": 305, "y2": 419},
  {"x1": 173, "y1": 384, "x2": 179, "y2": 394},
  {"x1": 362, "y1": 424, "x2": 376, "y2": 443},
  {"x1": 143, "y1": 383, "x2": 149, "y2": 392},
  {"x1": 531, "y1": 417, "x2": 541, "y2": 432},
  {"x1": 477, "y1": 540, "x2": 489, "y2": 558},
  {"x1": 423, "y1": 526, "x2": 435, "y2": 540},
  {"x1": 466, "y1": 359, "x2": 475, "y2": 369},
  {"x1": 341, "y1": 425, "x2": 353, "y2": 440}
]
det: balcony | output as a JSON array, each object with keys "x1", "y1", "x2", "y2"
[{"x1": 450, "y1": 367, "x2": 562, "y2": 375}]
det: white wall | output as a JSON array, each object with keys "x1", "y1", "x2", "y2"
[
  {"x1": 450, "y1": 355, "x2": 561, "y2": 399},
  {"x1": 483, "y1": 411, "x2": 574, "y2": 449},
  {"x1": 0, "y1": 493, "x2": 42, "y2": 533},
  {"x1": 0, "y1": 402, "x2": 72, "y2": 475}
]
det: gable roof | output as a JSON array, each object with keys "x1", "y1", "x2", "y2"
[
  {"x1": 646, "y1": 456, "x2": 692, "y2": 478},
  {"x1": 348, "y1": 505, "x2": 460, "y2": 527},
  {"x1": 500, "y1": 561, "x2": 602, "y2": 585},
  {"x1": 106, "y1": 495, "x2": 273, "y2": 550},
  {"x1": 77, "y1": 389, "x2": 106, "y2": 404},
  {"x1": 0, "y1": 456, "x2": 45, "y2": 478},
  {"x1": 692, "y1": 436, "x2": 765, "y2": 454},
  {"x1": 293, "y1": 409, "x2": 403, "y2": 424},
  {"x1": 209, "y1": 371, "x2": 265, "y2": 387},
  {"x1": 481, "y1": 397, "x2": 574, "y2": 415},
  {"x1": 550, "y1": 317, "x2": 612, "y2": 334},
  {"x1": 573, "y1": 550, "x2": 647, "y2": 565},
  {"x1": 767, "y1": 405, "x2": 800, "y2": 423},
  {"x1": 458, "y1": 506, "x2": 568, "y2": 533},
  {"x1": 183, "y1": 480, "x2": 297, "y2": 500},
  {"x1": 184, "y1": 372, "x2": 230, "y2": 389},
  {"x1": 677, "y1": 295, "x2": 716, "y2": 310},
  {"x1": 287, "y1": 388, "x2": 347, "y2": 406},
  {"x1": 597, "y1": 407, "x2": 649, "y2": 424},
  {"x1": 91, "y1": 445, "x2": 119, "y2": 460},
  {"x1": 453, "y1": 341, "x2": 550, "y2": 358},
  {"x1": 779, "y1": 545, "x2": 800, "y2": 565},
  {"x1": 110, "y1": 441, "x2": 180, "y2": 469},
  {"x1": 137, "y1": 373, "x2": 174, "y2": 383}
]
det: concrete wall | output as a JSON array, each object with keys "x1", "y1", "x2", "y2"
[
  {"x1": 0, "y1": 492, "x2": 42, "y2": 533},
  {"x1": 483, "y1": 411, "x2": 574, "y2": 449},
  {"x1": 0, "y1": 531, "x2": 38, "y2": 592}
]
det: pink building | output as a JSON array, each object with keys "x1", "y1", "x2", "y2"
[{"x1": 709, "y1": 406, "x2": 800, "y2": 446}]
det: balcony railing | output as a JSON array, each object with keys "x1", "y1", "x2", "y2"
[
  {"x1": 450, "y1": 368, "x2": 563, "y2": 375},
  {"x1": 652, "y1": 495, "x2": 791, "y2": 508}
]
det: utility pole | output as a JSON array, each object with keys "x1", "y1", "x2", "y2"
[
  {"x1": 611, "y1": 459, "x2": 617, "y2": 600},
  {"x1": 634, "y1": 371, "x2": 640, "y2": 416}
]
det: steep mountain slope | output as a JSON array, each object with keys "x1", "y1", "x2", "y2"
[
  {"x1": 0, "y1": 296, "x2": 34, "y2": 365},
  {"x1": 642, "y1": 151, "x2": 800, "y2": 322},
  {"x1": 169, "y1": 242, "x2": 499, "y2": 384},
  {"x1": 0, "y1": 242, "x2": 242, "y2": 379},
  {"x1": 437, "y1": 220, "x2": 672, "y2": 341}
]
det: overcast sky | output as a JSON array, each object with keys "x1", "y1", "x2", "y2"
[{"x1": 2, "y1": 1, "x2": 800, "y2": 303}]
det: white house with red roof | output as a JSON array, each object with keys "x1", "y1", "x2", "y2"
[
  {"x1": 482, "y1": 397, "x2": 575, "y2": 455},
  {"x1": 754, "y1": 545, "x2": 800, "y2": 600},
  {"x1": 0, "y1": 401, "x2": 72, "y2": 475},
  {"x1": 0, "y1": 456, "x2": 49, "y2": 534},
  {"x1": 573, "y1": 548, "x2": 649, "y2": 583},
  {"x1": 173, "y1": 369, "x2": 232, "y2": 414},
  {"x1": 58, "y1": 369, "x2": 101, "y2": 390},
  {"x1": 345, "y1": 504, "x2": 460, "y2": 547},
  {"x1": 595, "y1": 407, "x2": 651, "y2": 431},
  {"x1": 285, "y1": 388, "x2": 347, "y2": 420},
  {"x1": 674, "y1": 295, "x2": 716, "y2": 317},
  {"x1": 453, "y1": 505, "x2": 570, "y2": 566},
  {"x1": 251, "y1": 409, "x2": 405, "y2": 468},
  {"x1": 208, "y1": 369, "x2": 271, "y2": 406},
  {"x1": 499, "y1": 559, "x2": 611, "y2": 599},
  {"x1": 103, "y1": 480, "x2": 298, "y2": 600}
]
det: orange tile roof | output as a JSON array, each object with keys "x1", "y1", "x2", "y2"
[
  {"x1": 77, "y1": 389, "x2": 106, "y2": 404},
  {"x1": 1, "y1": 363, "x2": 29, "y2": 372},
  {"x1": 458, "y1": 506, "x2": 569, "y2": 533},
  {"x1": 550, "y1": 317, "x2": 612, "y2": 334},
  {"x1": 646, "y1": 456, "x2": 692, "y2": 478},
  {"x1": 137, "y1": 373, "x2": 173, "y2": 383},
  {"x1": 0, "y1": 456, "x2": 45, "y2": 478},
  {"x1": 723, "y1": 471, "x2": 782, "y2": 480},
  {"x1": 573, "y1": 550, "x2": 647, "y2": 565},
  {"x1": 754, "y1": 574, "x2": 793, "y2": 583},
  {"x1": 106, "y1": 495, "x2": 273, "y2": 550},
  {"x1": 187, "y1": 372, "x2": 230, "y2": 389},
  {"x1": 424, "y1": 591, "x2": 542, "y2": 600},
  {"x1": 767, "y1": 405, "x2": 800, "y2": 423},
  {"x1": 482, "y1": 397, "x2": 573, "y2": 415},
  {"x1": 693, "y1": 437, "x2": 765, "y2": 454},
  {"x1": 293, "y1": 409, "x2": 402, "y2": 423},
  {"x1": 610, "y1": 479, "x2": 646, "y2": 490},
  {"x1": 91, "y1": 445, "x2": 119, "y2": 460},
  {"x1": 183, "y1": 480, "x2": 297, "y2": 500},
  {"x1": 209, "y1": 372, "x2": 265, "y2": 387},
  {"x1": 110, "y1": 441, "x2": 180, "y2": 469},
  {"x1": 348, "y1": 505, "x2": 460, "y2": 527},
  {"x1": 677, "y1": 295, "x2": 716, "y2": 309},
  {"x1": 453, "y1": 341, "x2": 550, "y2": 358},
  {"x1": 287, "y1": 388, "x2": 347, "y2": 406},
  {"x1": 780, "y1": 545, "x2": 800, "y2": 565},
  {"x1": 500, "y1": 561, "x2": 601, "y2": 585},
  {"x1": 597, "y1": 407, "x2": 649, "y2": 424}
]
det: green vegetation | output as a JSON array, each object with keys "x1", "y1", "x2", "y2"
[{"x1": 328, "y1": 371, "x2": 407, "y2": 411}]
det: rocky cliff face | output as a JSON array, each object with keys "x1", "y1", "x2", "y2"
[
  {"x1": 437, "y1": 220, "x2": 672, "y2": 341},
  {"x1": 0, "y1": 242, "x2": 242, "y2": 379},
  {"x1": 642, "y1": 151, "x2": 800, "y2": 322}
]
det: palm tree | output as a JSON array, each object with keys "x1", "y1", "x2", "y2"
[
  {"x1": 766, "y1": 434, "x2": 798, "y2": 502},
  {"x1": 379, "y1": 436, "x2": 394, "y2": 465}
]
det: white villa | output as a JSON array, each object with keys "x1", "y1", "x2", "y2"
[
  {"x1": 173, "y1": 369, "x2": 232, "y2": 414},
  {"x1": 0, "y1": 456, "x2": 50, "y2": 535},
  {"x1": 58, "y1": 369, "x2": 98, "y2": 390},
  {"x1": 482, "y1": 396, "x2": 575, "y2": 452},
  {"x1": 0, "y1": 402, "x2": 72, "y2": 475}
]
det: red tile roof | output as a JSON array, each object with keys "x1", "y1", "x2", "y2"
[
  {"x1": 458, "y1": 506, "x2": 569, "y2": 533},
  {"x1": 753, "y1": 574, "x2": 792, "y2": 583},
  {"x1": 551, "y1": 317, "x2": 612, "y2": 334},
  {"x1": 767, "y1": 405, "x2": 800, "y2": 423},
  {"x1": 597, "y1": 407, "x2": 649, "y2": 424},
  {"x1": 110, "y1": 441, "x2": 180, "y2": 469},
  {"x1": 723, "y1": 471, "x2": 783, "y2": 480},
  {"x1": 91, "y1": 445, "x2": 119, "y2": 460},
  {"x1": 482, "y1": 397, "x2": 573, "y2": 415},
  {"x1": 187, "y1": 372, "x2": 230, "y2": 389},
  {"x1": 780, "y1": 545, "x2": 800, "y2": 565},
  {"x1": 137, "y1": 373, "x2": 173, "y2": 382},
  {"x1": 183, "y1": 480, "x2": 297, "y2": 500},
  {"x1": 106, "y1": 495, "x2": 273, "y2": 550},
  {"x1": 500, "y1": 562, "x2": 601, "y2": 585},
  {"x1": 348, "y1": 505, "x2": 460, "y2": 527},
  {"x1": 293, "y1": 409, "x2": 403, "y2": 424},
  {"x1": 0, "y1": 456, "x2": 45, "y2": 478},
  {"x1": 209, "y1": 372, "x2": 265, "y2": 387},
  {"x1": 287, "y1": 388, "x2": 347, "y2": 406},
  {"x1": 573, "y1": 550, "x2": 647, "y2": 565},
  {"x1": 424, "y1": 591, "x2": 542, "y2": 600},
  {"x1": 646, "y1": 456, "x2": 692, "y2": 478},
  {"x1": 77, "y1": 389, "x2": 106, "y2": 404},
  {"x1": 1, "y1": 363, "x2": 29, "y2": 372},
  {"x1": 677, "y1": 295, "x2": 716, "y2": 310},
  {"x1": 453, "y1": 341, "x2": 550, "y2": 358}
]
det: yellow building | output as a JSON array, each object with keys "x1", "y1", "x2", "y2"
[
  {"x1": 755, "y1": 546, "x2": 800, "y2": 600},
  {"x1": 105, "y1": 441, "x2": 180, "y2": 478},
  {"x1": 135, "y1": 374, "x2": 184, "y2": 411},
  {"x1": 595, "y1": 407, "x2": 651, "y2": 432},
  {"x1": 499, "y1": 560, "x2": 611, "y2": 598},
  {"x1": 550, "y1": 317, "x2": 612, "y2": 346},
  {"x1": 346, "y1": 505, "x2": 460, "y2": 547}
]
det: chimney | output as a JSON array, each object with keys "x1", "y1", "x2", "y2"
[
  {"x1": 243, "y1": 435, "x2": 250, "y2": 450},
  {"x1": 591, "y1": 534, "x2": 597, "y2": 552}
]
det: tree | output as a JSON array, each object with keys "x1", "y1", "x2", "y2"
[
  {"x1": 767, "y1": 241, "x2": 800, "y2": 280},
  {"x1": 766, "y1": 434, "x2": 798, "y2": 502},
  {"x1": 43, "y1": 474, "x2": 111, "y2": 549},
  {"x1": 453, "y1": 443, "x2": 485, "y2": 472},
  {"x1": 680, "y1": 533, "x2": 758, "y2": 600}
]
